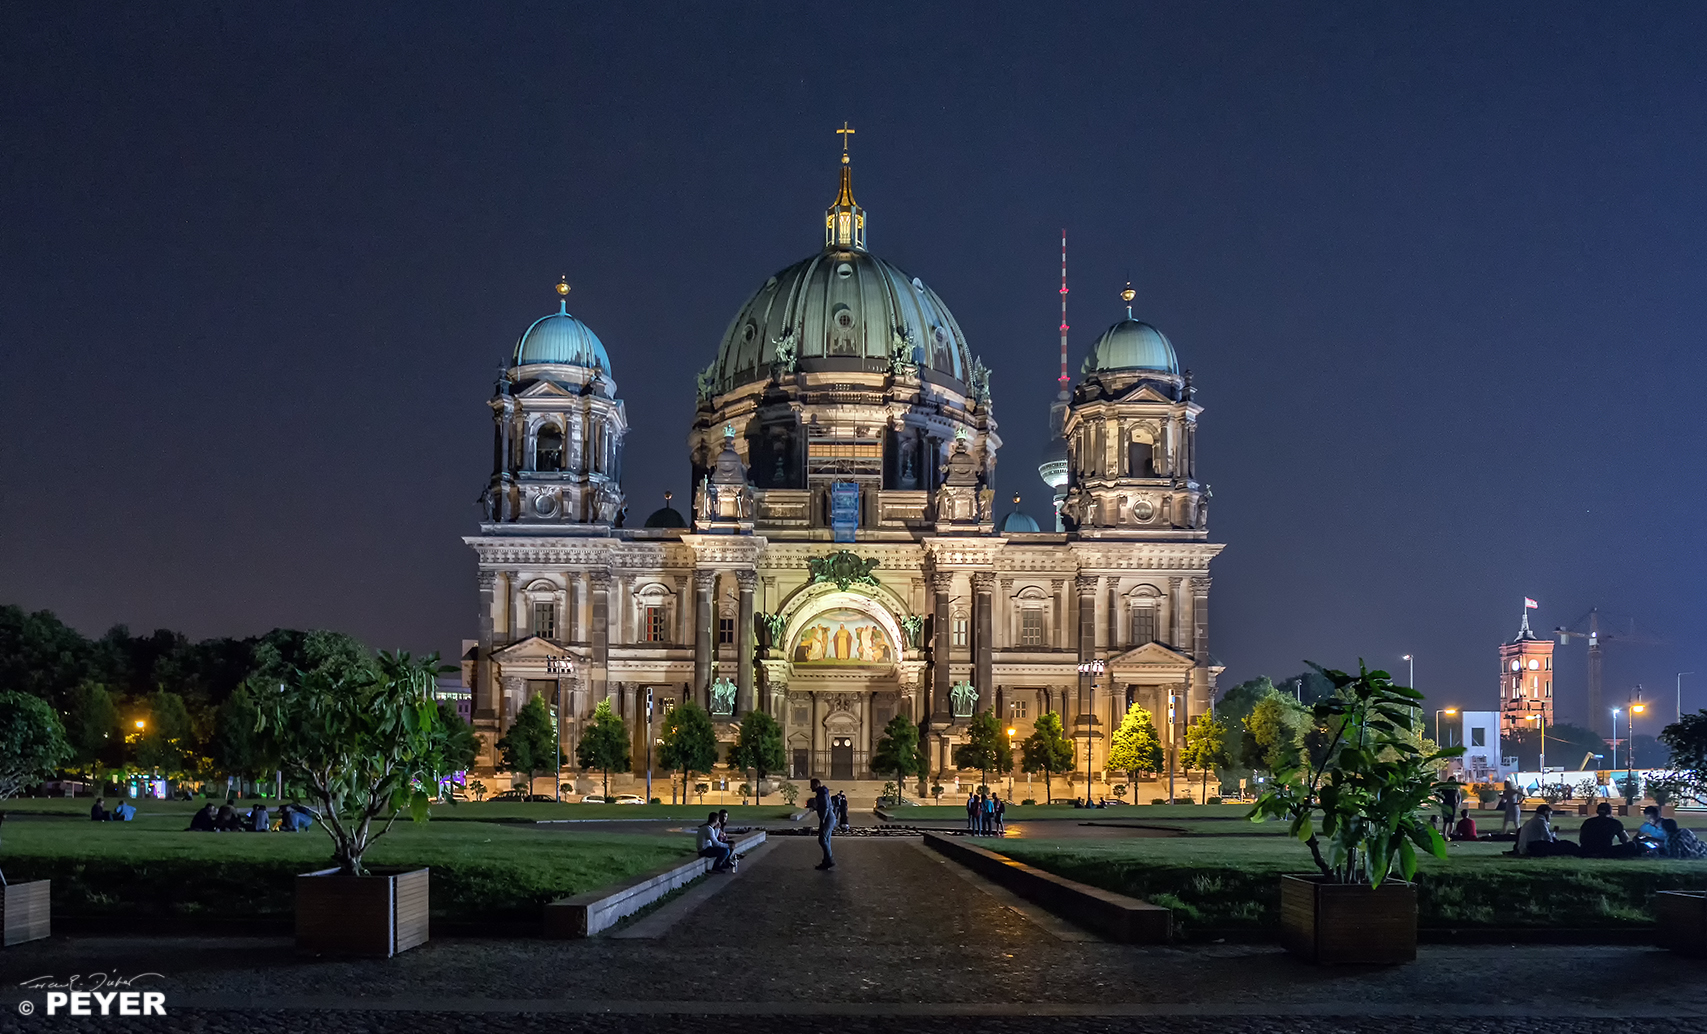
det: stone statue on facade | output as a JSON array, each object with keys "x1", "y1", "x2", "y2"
[
  {"x1": 949, "y1": 680, "x2": 978, "y2": 718},
  {"x1": 710, "y1": 676, "x2": 738, "y2": 716}
]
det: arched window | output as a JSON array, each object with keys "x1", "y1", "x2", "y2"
[{"x1": 536, "y1": 425, "x2": 564, "y2": 472}]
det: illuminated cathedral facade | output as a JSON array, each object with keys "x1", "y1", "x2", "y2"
[{"x1": 463, "y1": 142, "x2": 1224, "y2": 792}]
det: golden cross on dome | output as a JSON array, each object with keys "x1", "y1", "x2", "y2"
[{"x1": 836, "y1": 121, "x2": 855, "y2": 160}]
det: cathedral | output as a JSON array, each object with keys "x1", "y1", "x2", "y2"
[{"x1": 463, "y1": 142, "x2": 1224, "y2": 793}]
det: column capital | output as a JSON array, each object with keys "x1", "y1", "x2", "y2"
[
  {"x1": 694, "y1": 569, "x2": 716, "y2": 591},
  {"x1": 930, "y1": 570, "x2": 956, "y2": 594},
  {"x1": 735, "y1": 569, "x2": 758, "y2": 591},
  {"x1": 589, "y1": 570, "x2": 612, "y2": 588},
  {"x1": 1192, "y1": 576, "x2": 1212, "y2": 594},
  {"x1": 1075, "y1": 574, "x2": 1099, "y2": 596},
  {"x1": 971, "y1": 571, "x2": 997, "y2": 595}
]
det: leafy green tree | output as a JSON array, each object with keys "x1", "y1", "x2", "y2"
[
  {"x1": 0, "y1": 605, "x2": 98, "y2": 708},
  {"x1": 135, "y1": 690, "x2": 195, "y2": 780},
  {"x1": 1243, "y1": 688, "x2": 1311, "y2": 772},
  {"x1": 1660, "y1": 710, "x2": 1707, "y2": 802},
  {"x1": 1020, "y1": 711, "x2": 1075, "y2": 803},
  {"x1": 953, "y1": 709, "x2": 1011, "y2": 790},
  {"x1": 63, "y1": 680, "x2": 120, "y2": 779},
  {"x1": 255, "y1": 650, "x2": 457, "y2": 874},
  {"x1": 1182, "y1": 712, "x2": 1231, "y2": 803},
  {"x1": 871, "y1": 713, "x2": 923, "y2": 800},
  {"x1": 1106, "y1": 702, "x2": 1164, "y2": 786},
  {"x1": 576, "y1": 699, "x2": 631, "y2": 799},
  {"x1": 211, "y1": 682, "x2": 268, "y2": 792},
  {"x1": 727, "y1": 709, "x2": 786, "y2": 797},
  {"x1": 497, "y1": 694, "x2": 562, "y2": 795},
  {"x1": 437, "y1": 702, "x2": 479, "y2": 774},
  {"x1": 659, "y1": 701, "x2": 720, "y2": 799},
  {"x1": 0, "y1": 690, "x2": 72, "y2": 798},
  {"x1": 248, "y1": 629, "x2": 376, "y2": 690}
]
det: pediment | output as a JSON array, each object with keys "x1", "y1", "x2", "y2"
[
  {"x1": 1114, "y1": 384, "x2": 1175, "y2": 404},
  {"x1": 1107, "y1": 641, "x2": 1195, "y2": 670},
  {"x1": 491, "y1": 635, "x2": 574, "y2": 660},
  {"x1": 518, "y1": 380, "x2": 579, "y2": 399}
]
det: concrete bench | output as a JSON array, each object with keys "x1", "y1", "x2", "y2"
[
  {"x1": 543, "y1": 831, "x2": 765, "y2": 938},
  {"x1": 922, "y1": 832, "x2": 1172, "y2": 943}
]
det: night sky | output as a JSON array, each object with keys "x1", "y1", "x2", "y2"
[{"x1": 3, "y1": 4, "x2": 1703, "y2": 727}]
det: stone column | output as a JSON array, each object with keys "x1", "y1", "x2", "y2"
[
  {"x1": 693, "y1": 569, "x2": 715, "y2": 708},
  {"x1": 475, "y1": 570, "x2": 498, "y2": 723},
  {"x1": 972, "y1": 572, "x2": 995, "y2": 714},
  {"x1": 590, "y1": 570, "x2": 611, "y2": 712},
  {"x1": 736, "y1": 570, "x2": 756, "y2": 716},
  {"x1": 930, "y1": 570, "x2": 954, "y2": 719},
  {"x1": 1190, "y1": 576, "x2": 1212, "y2": 718},
  {"x1": 1051, "y1": 578, "x2": 1066, "y2": 649},
  {"x1": 1075, "y1": 574, "x2": 1098, "y2": 717},
  {"x1": 1168, "y1": 576, "x2": 1185, "y2": 648}
]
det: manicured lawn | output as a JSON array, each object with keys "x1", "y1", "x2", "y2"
[
  {"x1": 0, "y1": 813, "x2": 697, "y2": 922},
  {"x1": 988, "y1": 835, "x2": 1707, "y2": 937},
  {"x1": 884, "y1": 803, "x2": 1255, "y2": 821},
  {"x1": 0, "y1": 797, "x2": 802, "y2": 824}
]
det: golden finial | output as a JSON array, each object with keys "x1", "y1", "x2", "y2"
[
  {"x1": 556, "y1": 276, "x2": 570, "y2": 297},
  {"x1": 837, "y1": 121, "x2": 855, "y2": 164},
  {"x1": 1013, "y1": 492, "x2": 1022, "y2": 506},
  {"x1": 664, "y1": 490, "x2": 673, "y2": 503},
  {"x1": 1120, "y1": 282, "x2": 1135, "y2": 304}
]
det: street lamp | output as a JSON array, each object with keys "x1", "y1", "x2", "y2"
[
  {"x1": 1611, "y1": 707, "x2": 1622, "y2": 771},
  {"x1": 1403, "y1": 654, "x2": 1414, "y2": 688},
  {"x1": 1628, "y1": 699, "x2": 1646, "y2": 781},
  {"x1": 1077, "y1": 659, "x2": 1105, "y2": 805},
  {"x1": 1006, "y1": 726, "x2": 1016, "y2": 798},
  {"x1": 1527, "y1": 713, "x2": 1547, "y2": 773},
  {"x1": 546, "y1": 655, "x2": 573, "y2": 801},
  {"x1": 1434, "y1": 707, "x2": 1457, "y2": 746}
]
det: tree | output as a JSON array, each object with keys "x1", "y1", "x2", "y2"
[
  {"x1": 0, "y1": 605, "x2": 99, "y2": 709},
  {"x1": 727, "y1": 710, "x2": 786, "y2": 798},
  {"x1": 497, "y1": 693, "x2": 561, "y2": 795},
  {"x1": 211, "y1": 682, "x2": 266, "y2": 792},
  {"x1": 659, "y1": 701, "x2": 720, "y2": 801},
  {"x1": 255, "y1": 650, "x2": 457, "y2": 875},
  {"x1": 953, "y1": 709, "x2": 1011, "y2": 790},
  {"x1": 871, "y1": 714, "x2": 923, "y2": 801},
  {"x1": 135, "y1": 690, "x2": 195, "y2": 781},
  {"x1": 1106, "y1": 703, "x2": 1164, "y2": 786},
  {"x1": 575, "y1": 699, "x2": 631, "y2": 800},
  {"x1": 1243, "y1": 688, "x2": 1311, "y2": 772},
  {"x1": 0, "y1": 690, "x2": 72, "y2": 798},
  {"x1": 248, "y1": 629, "x2": 377, "y2": 690},
  {"x1": 1660, "y1": 710, "x2": 1707, "y2": 802},
  {"x1": 438, "y1": 702, "x2": 479, "y2": 775},
  {"x1": 1181, "y1": 712, "x2": 1231, "y2": 802},
  {"x1": 1020, "y1": 711, "x2": 1075, "y2": 803},
  {"x1": 63, "y1": 680, "x2": 119, "y2": 779}
]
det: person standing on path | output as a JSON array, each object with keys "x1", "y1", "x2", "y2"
[
  {"x1": 809, "y1": 778, "x2": 836, "y2": 869},
  {"x1": 993, "y1": 792, "x2": 1006, "y2": 834},
  {"x1": 1499, "y1": 785, "x2": 1522, "y2": 834},
  {"x1": 966, "y1": 791, "x2": 978, "y2": 831},
  {"x1": 836, "y1": 790, "x2": 849, "y2": 833}
]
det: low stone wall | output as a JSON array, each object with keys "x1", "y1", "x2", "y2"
[
  {"x1": 542, "y1": 832, "x2": 765, "y2": 938},
  {"x1": 921, "y1": 832, "x2": 1172, "y2": 943}
]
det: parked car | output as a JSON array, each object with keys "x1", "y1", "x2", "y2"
[
  {"x1": 611, "y1": 794, "x2": 646, "y2": 805},
  {"x1": 490, "y1": 788, "x2": 551, "y2": 802},
  {"x1": 579, "y1": 794, "x2": 608, "y2": 804}
]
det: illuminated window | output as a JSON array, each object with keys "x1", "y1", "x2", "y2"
[
  {"x1": 1131, "y1": 606, "x2": 1156, "y2": 646},
  {"x1": 533, "y1": 603, "x2": 557, "y2": 641},
  {"x1": 1528, "y1": 659, "x2": 1540, "y2": 670},
  {"x1": 952, "y1": 616, "x2": 968, "y2": 647},
  {"x1": 644, "y1": 606, "x2": 667, "y2": 643},
  {"x1": 1020, "y1": 609, "x2": 1045, "y2": 647},
  {"x1": 1011, "y1": 699, "x2": 1029, "y2": 720}
]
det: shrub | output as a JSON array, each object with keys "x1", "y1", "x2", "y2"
[
  {"x1": 1614, "y1": 773, "x2": 1642, "y2": 805},
  {"x1": 1151, "y1": 798, "x2": 1167, "y2": 805},
  {"x1": 1471, "y1": 782, "x2": 1501, "y2": 807},
  {"x1": 648, "y1": 797, "x2": 661, "y2": 805},
  {"x1": 781, "y1": 781, "x2": 800, "y2": 806},
  {"x1": 1020, "y1": 798, "x2": 1036, "y2": 806},
  {"x1": 1112, "y1": 783, "x2": 1128, "y2": 799},
  {"x1": 1646, "y1": 771, "x2": 1691, "y2": 807},
  {"x1": 1206, "y1": 796, "x2": 1222, "y2": 805},
  {"x1": 1539, "y1": 783, "x2": 1573, "y2": 804}
]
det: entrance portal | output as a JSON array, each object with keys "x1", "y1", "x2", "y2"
[{"x1": 830, "y1": 737, "x2": 854, "y2": 780}]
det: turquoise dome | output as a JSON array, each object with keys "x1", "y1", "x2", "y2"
[
  {"x1": 643, "y1": 504, "x2": 687, "y2": 529},
  {"x1": 515, "y1": 299, "x2": 611, "y2": 369},
  {"x1": 997, "y1": 496, "x2": 1041, "y2": 534},
  {"x1": 1082, "y1": 318, "x2": 1179, "y2": 377}
]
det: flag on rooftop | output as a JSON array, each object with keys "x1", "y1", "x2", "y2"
[{"x1": 1524, "y1": 597, "x2": 1538, "y2": 609}]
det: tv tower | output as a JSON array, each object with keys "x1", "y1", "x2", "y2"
[{"x1": 1037, "y1": 230, "x2": 1072, "y2": 528}]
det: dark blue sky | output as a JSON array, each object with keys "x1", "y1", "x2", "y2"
[{"x1": 3, "y1": 3, "x2": 1702, "y2": 729}]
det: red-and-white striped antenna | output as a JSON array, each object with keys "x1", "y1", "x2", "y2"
[{"x1": 1057, "y1": 230, "x2": 1070, "y2": 395}]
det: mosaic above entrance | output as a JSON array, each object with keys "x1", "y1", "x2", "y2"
[{"x1": 791, "y1": 608, "x2": 895, "y2": 666}]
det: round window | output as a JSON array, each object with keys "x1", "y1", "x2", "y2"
[
  {"x1": 836, "y1": 312, "x2": 853, "y2": 328},
  {"x1": 1134, "y1": 500, "x2": 1154, "y2": 522},
  {"x1": 742, "y1": 322, "x2": 756, "y2": 343},
  {"x1": 836, "y1": 262, "x2": 853, "y2": 279}
]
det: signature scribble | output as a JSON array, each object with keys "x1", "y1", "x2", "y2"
[{"x1": 19, "y1": 972, "x2": 163, "y2": 991}]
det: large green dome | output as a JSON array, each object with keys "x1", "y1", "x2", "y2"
[{"x1": 1082, "y1": 318, "x2": 1179, "y2": 377}]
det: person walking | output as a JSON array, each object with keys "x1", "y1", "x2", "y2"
[
  {"x1": 966, "y1": 791, "x2": 978, "y2": 831},
  {"x1": 809, "y1": 778, "x2": 836, "y2": 870},
  {"x1": 993, "y1": 792, "x2": 1006, "y2": 834},
  {"x1": 1498, "y1": 785, "x2": 1522, "y2": 835},
  {"x1": 835, "y1": 791, "x2": 850, "y2": 833}
]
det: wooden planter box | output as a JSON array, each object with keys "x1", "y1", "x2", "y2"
[
  {"x1": 296, "y1": 867, "x2": 428, "y2": 957},
  {"x1": 1655, "y1": 890, "x2": 1707, "y2": 958},
  {"x1": 1280, "y1": 873, "x2": 1417, "y2": 965},
  {"x1": 2, "y1": 880, "x2": 51, "y2": 947}
]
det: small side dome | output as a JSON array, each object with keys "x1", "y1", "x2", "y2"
[
  {"x1": 997, "y1": 493, "x2": 1041, "y2": 534},
  {"x1": 1083, "y1": 318, "x2": 1179, "y2": 376},
  {"x1": 643, "y1": 491, "x2": 687, "y2": 529},
  {"x1": 515, "y1": 281, "x2": 612, "y2": 369}
]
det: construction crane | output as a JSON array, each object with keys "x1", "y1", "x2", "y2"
[{"x1": 1555, "y1": 608, "x2": 1665, "y2": 737}]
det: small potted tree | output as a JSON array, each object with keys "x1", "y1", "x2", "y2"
[
  {"x1": 257, "y1": 651, "x2": 455, "y2": 957},
  {"x1": 1, "y1": 691, "x2": 71, "y2": 946},
  {"x1": 1250, "y1": 662, "x2": 1463, "y2": 965}
]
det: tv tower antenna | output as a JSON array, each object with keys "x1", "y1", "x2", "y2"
[{"x1": 1058, "y1": 230, "x2": 1070, "y2": 398}]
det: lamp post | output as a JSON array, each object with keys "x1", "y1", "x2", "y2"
[
  {"x1": 1077, "y1": 659, "x2": 1105, "y2": 805},
  {"x1": 1628, "y1": 697, "x2": 1645, "y2": 782},
  {"x1": 1611, "y1": 707, "x2": 1622, "y2": 771},
  {"x1": 1434, "y1": 707, "x2": 1457, "y2": 746},
  {"x1": 1528, "y1": 713, "x2": 1547, "y2": 773},
  {"x1": 546, "y1": 655, "x2": 573, "y2": 801},
  {"x1": 1006, "y1": 726, "x2": 1016, "y2": 798}
]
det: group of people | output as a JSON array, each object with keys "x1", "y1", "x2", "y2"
[
  {"x1": 186, "y1": 801, "x2": 316, "y2": 833},
  {"x1": 695, "y1": 808, "x2": 741, "y2": 872},
  {"x1": 965, "y1": 790, "x2": 1006, "y2": 835},
  {"x1": 1517, "y1": 802, "x2": 1707, "y2": 860},
  {"x1": 88, "y1": 798, "x2": 136, "y2": 822}
]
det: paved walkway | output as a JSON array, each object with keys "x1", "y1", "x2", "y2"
[{"x1": 4, "y1": 837, "x2": 1707, "y2": 1030}]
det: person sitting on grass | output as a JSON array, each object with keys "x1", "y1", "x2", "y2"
[
  {"x1": 247, "y1": 802, "x2": 270, "y2": 833},
  {"x1": 278, "y1": 802, "x2": 315, "y2": 832},
  {"x1": 1579, "y1": 802, "x2": 1643, "y2": 858},
  {"x1": 214, "y1": 803, "x2": 243, "y2": 832},
  {"x1": 1517, "y1": 804, "x2": 1580, "y2": 857},
  {"x1": 111, "y1": 799, "x2": 136, "y2": 822},
  {"x1": 1450, "y1": 808, "x2": 1478, "y2": 841},
  {"x1": 696, "y1": 811, "x2": 735, "y2": 873},
  {"x1": 90, "y1": 797, "x2": 109, "y2": 822},
  {"x1": 188, "y1": 802, "x2": 217, "y2": 832},
  {"x1": 1636, "y1": 805, "x2": 1668, "y2": 848},
  {"x1": 1661, "y1": 818, "x2": 1707, "y2": 860}
]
